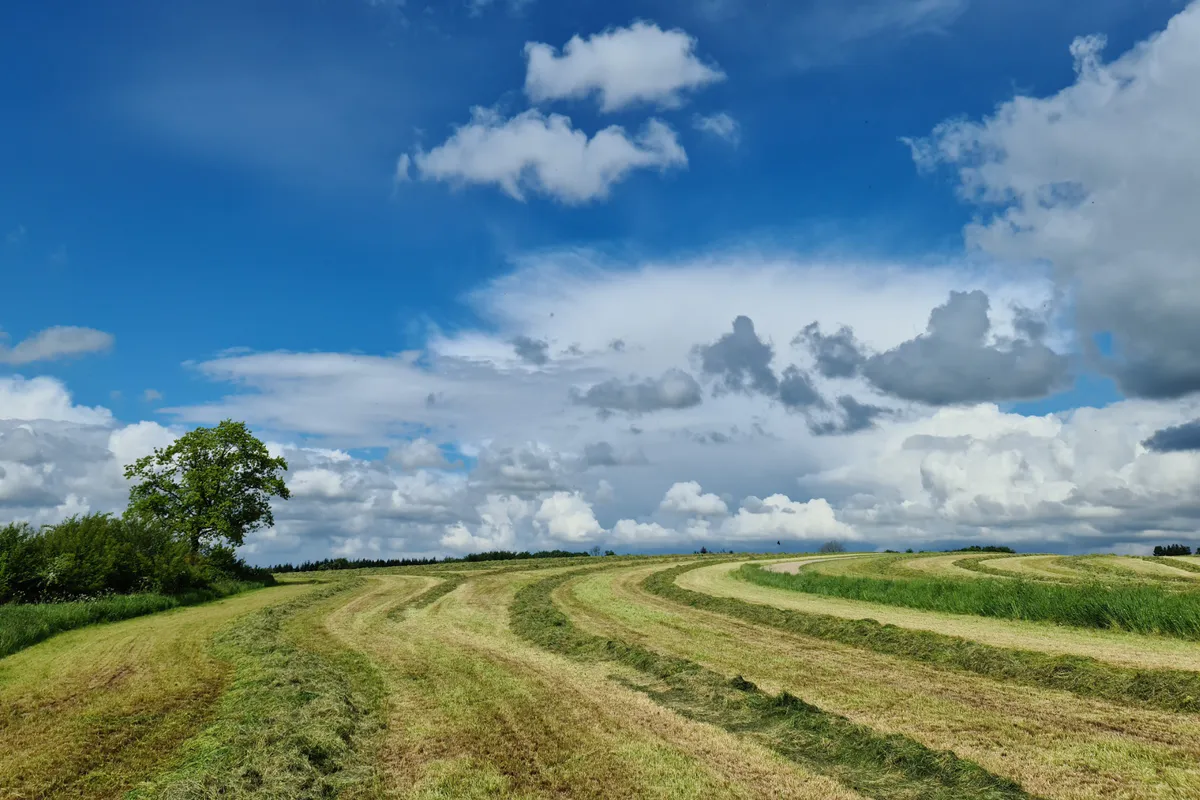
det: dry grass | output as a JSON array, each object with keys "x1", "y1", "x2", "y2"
[
  {"x1": 0, "y1": 584, "x2": 310, "y2": 799},
  {"x1": 558, "y1": 563, "x2": 1200, "y2": 800},
  {"x1": 895, "y1": 554, "x2": 1006, "y2": 579},
  {"x1": 681, "y1": 561, "x2": 1200, "y2": 672},
  {"x1": 328, "y1": 568, "x2": 860, "y2": 799}
]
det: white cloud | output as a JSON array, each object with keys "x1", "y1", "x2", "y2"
[
  {"x1": 660, "y1": 480, "x2": 728, "y2": 516},
  {"x1": 908, "y1": 2, "x2": 1200, "y2": 399},
  {"x1": 406, "y1": 108, "x2": 686, "y2": 204},
  {"x1": 0, "y1": 376, "x2": 113, "y2": 425},
  {"x1": 0, "y1": 327, "x2": 113, "y2": 365},
  {"x1": 387, "y1": 437, "x2": 450, "y2": 470},
  {"x1": 524, "y1": 22, "x2": 724, "y2": 112},
  {"x1": 534, "y1": 491, "x2": 603, "y2": 542},
  {"x1": 693, "y1": 112, "x2": 740, "y2": 145},
  {"x1": 142, "y1": 389, "x2": 164, "y2": 402},
  {"x1": 721, "y1": 494, "x2": 856, "y2": 541}
]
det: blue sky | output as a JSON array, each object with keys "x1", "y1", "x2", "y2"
[{"x1": 3, "y1": 0, "x2": 1200, "y2": 561}]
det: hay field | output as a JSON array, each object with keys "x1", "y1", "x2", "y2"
[{"x1": 3, "y1": 552, "x2": 1199, "y2": 799}]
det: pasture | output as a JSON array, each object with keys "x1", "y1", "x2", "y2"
[{"x1": 3, "y1": 551, "x2": 1200, "y2": 798}]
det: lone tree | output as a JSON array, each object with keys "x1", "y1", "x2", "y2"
[
  {"x1": 818, "y1": 540, "x2": 846, "y2": 554},
  {"x1": 124, "y1": 420, "x2": 290, "y2": 554}
]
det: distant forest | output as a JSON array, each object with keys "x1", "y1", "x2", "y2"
[{"x1": 269, "y1": 549, "x2": 596, "y2": 573}]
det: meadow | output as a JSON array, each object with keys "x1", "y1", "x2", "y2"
[{"x1": 3, "y1": 550, "x2": 1200, "y2": 798}]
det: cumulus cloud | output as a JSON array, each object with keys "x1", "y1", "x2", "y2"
[
  {"x1": 798, "y1": 291, "x2": 1068, "y2": 405},
  {"x1": 693, "y1": 112, "x2": 740, "y2": 145},
  {"x1": 524, "y1": 22, "x2": 724, "y2": 112},
  {"x1": 908, "y1": 4, "x2": 1200, "y2": 399},
  {"x1": 697, "y1": 315, "x2": 779, "y2": 396},
  {"x1": 387, "y1": 437, "x2": 451, "y2": 470},
  {"x1": 1143, "y1": 420, "x2": 1200, "y2": 453},
  {"x1": 512, "y1": 335, "x2": 550, "y2": 365},
  {"x1": 660, "y1": 480, "x2": 728, "y2": 516},
  {"x1": 570, "y1": 369, "x2": 703, "y2": 414},
  {"x1": 722, "y1": 494, "x2": 856, "y2": 541},
  {"x1": 405, "y1": 108, "x2": 686, "y2": 204},
  {"x1": 534, "y1": 491, "x2": 603, "y2": 542},
  {"x1": 0, "y1": 327, "x2": 114, "y2": 365}
]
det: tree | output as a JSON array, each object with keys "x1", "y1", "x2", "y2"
[
  {"x1": 818, "y1": 540, "x2": 846, "y2": 554},
  {"x1": 1153, "y1": 544, "x2": 1192, "y2": 556},
  {"x1": 124, "y1": 420, "x2": 290, "y2": 553}
]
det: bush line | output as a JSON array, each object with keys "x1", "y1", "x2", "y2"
[
  {"x1": 511, "y1": 567, "x2": 1034, "y2": 800},
  {"x1": 739, "y1": 562, "x2": 1200, "y2": 639},
  {"x1": 641, "y1": 562, "x2": 1200, "y2": 715}
]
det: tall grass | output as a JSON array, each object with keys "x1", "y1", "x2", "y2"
[
  {"x1": 0, "y1": 581, "x2": 257, "y2": 659},
  {"x1": 740, "y1": 564, "x2": 1200, "y2": 639}
]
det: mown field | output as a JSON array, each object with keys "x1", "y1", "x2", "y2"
[{"x1": 4, "y1": 550, "x2": 1200, "y2": 799}]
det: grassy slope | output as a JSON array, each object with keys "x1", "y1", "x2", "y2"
[
  {"x1": 0, "y1": 581, "x2": 265, "y2": 659},
  {"x1": 742, "y1": 562, "x2": 1200, "y2": 638},
  {"x1": 131, "y1": 579, "x2": 390, "y2": 799},
  {"x1": 330, "y1": 566, "x2": 857, "y2": 799},
  {"x1": 515, "y1": 565, "x2": 1030, "y2": 800},
  {"x1": 556, "y1": 562, "x2": 1200, "y2": 800},
  {"x1": 0, "y1": 583, "x2": 309, "y2": 799},
  {"x1": 680, "y1": 560, "x2": 1200, "y2": 672},
  {"x1": 653, "y1": 562, "x2": 1200, "y2": 713}
]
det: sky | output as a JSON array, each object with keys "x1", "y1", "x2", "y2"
[{"x1": 4, "y1": 0, "x2": 1200, "y2": 563}]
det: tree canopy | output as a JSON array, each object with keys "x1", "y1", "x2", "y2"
[{"x1": 124, "y1": 420, "x2": 290, "y2": 552}]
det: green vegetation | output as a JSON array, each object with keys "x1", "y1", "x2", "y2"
[
  {"x1": 1154, "y1": 544, "x2": 1193, "y2": 556},
  {"x1": 125, "y1": 419, "x2": 291, "y2": 553},
  {"x1": 512, "y1": 567, "x2": 1032, "y2": 800},
  {"x1": 644, "y1": 562, "x2": 1200, "y2": 714},
  {"x1": 270, "y1": 548, "x2": 594, "y2": 573},
  {"x1": 131, "y1": 581, "x2": 385, "y2": 799},
  {"x1": 0, "y1": 581, "x2": 261, "y2": 659},
  {"x1": 739, "y1": 562, "x2": 1200, "y2": 639}
]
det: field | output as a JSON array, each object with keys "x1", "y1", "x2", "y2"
[{"x1": 3, "y1": 552, "x2": 1200, "y2": 799}]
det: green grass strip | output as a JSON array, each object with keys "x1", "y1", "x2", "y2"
[
  {"x1": 1139, "y1": 556, "x2": 1200, "y2": 575},
  {"x1": 512, "y1": 567, "x2": 1035, "y2": 800},
  {"x1": 740, "y1": 562, "x2": 1200, "y2": 639},
  {"x1": 644, "y1": 563, "x2": 1200, "y2": 715},
  {"x1": 131, "y1": 580, "x2": 386, "y2": 799},
  {"x1": 0, "y1": 581, "x2": 263, "y2": 660}
]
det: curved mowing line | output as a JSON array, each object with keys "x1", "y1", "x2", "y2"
[
  {"x1": 740, "y1": 561, "x2": 1200, "y2": 640},
  {"x1": 511, "y1": 565, "x2": 1036, "y2": 800},
  {"x1": 643, "y1": 561, "x2": 1200, "y2": 715}
]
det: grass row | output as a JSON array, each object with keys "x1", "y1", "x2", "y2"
[
  {"x1": 511, "y1": 566, "x2": 1033, "y2": 800},
  {"x1": 131, "y1": 579, "x2": 386, "y2": 799},
  {"x1": 0, "y1": 580, "x2": 263, "y2": 659},
  {"x1": 741, "y1": 562, "x2": 1200, "y2": 639},
  {"x1": 645, "y1": 563, "x2": 1200, "y2": 715}
]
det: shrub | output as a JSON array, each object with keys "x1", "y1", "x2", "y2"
[{"x1": 0, "y1": 513, "x2": 272, "y2": 605}]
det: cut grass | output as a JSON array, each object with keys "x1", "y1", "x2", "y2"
[
  {"x1": 0, "y1": 581, "x2": 263, "y2": 659},
  {"x1": 0, "y1": 583, "x2": 310, "y2": 799},
  {"x1": 130, "y1": 579, "x2": 387, "y2": 799},
  {"x1": 645, "y1": 562, "x2": 1200, "y2": 715},
  {"x1": 740, "y1": 562, "x2": 1200, "y2": 639},
  {"x1": 680, "y1": 560, "x2": 1200, "y2": 672},
  {"x1": 513, "y1": 565, "x2": 1033, "y2": 800},
  {"x1": 561, "y1": 562, "x2": 1200, "y2": 800},
  {"x1": 337, "y1": 569, "x2": 858, "y2": 799}
]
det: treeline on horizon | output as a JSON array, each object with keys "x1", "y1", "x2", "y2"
[{"x1": 268, "y1": 548, "x2": 599, "y2": 574}]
